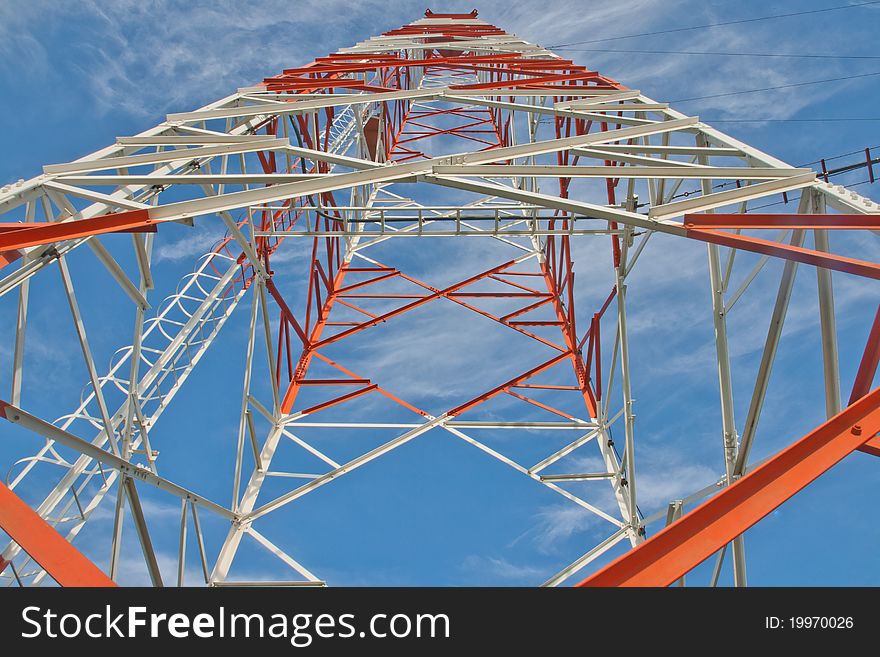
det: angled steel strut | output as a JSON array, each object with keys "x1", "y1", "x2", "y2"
[
  {"x1": 0, "y1": 481, "x2": 115, "y2": 587},
  {"x1": 578, "y1": 387, "x2": 880, "y2": 587}
]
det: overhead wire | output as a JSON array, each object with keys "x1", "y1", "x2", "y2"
[
  {"x1": 745, "y1": 178, "x2": 876, "y2": 212},
  {"x1": 699, "y1": 118, "x2": 880, "y2": 123},
  {"x1": 655, "y1": 146, "x2": 878, "y2": 207},
  {"x1": 549, "y1": 1, "x2": 880, "y2": 47},
  {"x1": 554, "y1": 48, "x2": 880, "y2": 60},
  {"x1": 670, "y1": 71, "x2": 880, "y2": 103}
]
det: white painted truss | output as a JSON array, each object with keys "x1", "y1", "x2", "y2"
[{"x1": 1, "y1": 11, "x2": 877, "y2": 589}]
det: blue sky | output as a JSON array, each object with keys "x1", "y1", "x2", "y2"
[{"x1": 0, "y1": 0, "x2": 879, "y2": 586}]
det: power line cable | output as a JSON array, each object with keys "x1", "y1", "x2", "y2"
[
  {"x1": 658, "y1": 147, "x2": 877, "y2": 204},
  {"x1": 701, "y1": 118, "x2": 880, "y2": 123},
  {"x1": 799, "y1": 146, "x2": 880, "y2": 167},
  {"x1": 748, "y1": 178, "x2": 875, "y2": 211},
  {"x1": 555, "y1": 48, "x2": 880, "y2": 60},
  {"x1": 670, "y1": 71, "x2": 880, "y2": 102},
  {"x1": 549, "y1": 1, "x2": 880, "y2": 48}
]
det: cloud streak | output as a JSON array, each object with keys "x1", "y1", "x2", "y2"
[{"x1": 3, "y1": 0, "x2": 873, "y2": 125}]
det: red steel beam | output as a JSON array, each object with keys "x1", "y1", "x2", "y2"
[
  {"x1": 859, "y1": 435, "x2": 880, "y2": 458},
  {"x1": 0, "y1": 209, "x2": 153, "y2": 252},
  {"x1": 299, "y1": 384, "x2": 379, "y2": 415},
  {"x1": 0, "y1": 481, "x2": 116, "y2": 587},
  {"x1": 686, "y1": 228, "x2": 880, "y2": 280},
  {"x1": 850, "y1": 305, "x2": 880, "y2": 405},
  {"x1": 451, "y1": 71, "x2": 607, "y2": 91},
  {"x1": 684, "y1": 213, "x2": 880, "y2": 230},
  {"x1": 851, "y1": 305, "x2": 880, "y2": 456},
  {"x1": 448, "y1": 350, "x2": 573, "y2": 417},
  {"x1": 277, "y1": 53, "x2": 529, "y2": 76},
  {"x1": 577, "y1": 386, "x2": 880, "y2": 587},
  {"x1": 0, "y1": 222, "x2": 156, "y2": 235}
]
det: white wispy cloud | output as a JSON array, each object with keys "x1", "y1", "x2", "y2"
[
  {"x1": 152, "y1": 226, "x2": 223, "y2": 263},
  {"x1": 4, "y1": 0, "x2": 869, "y2": 125},
  {"x1": 1, "y1": 0, "x2": 392, "y2": 116},
  {"x1": 513, "y1": 440, "x2": 719, "y2": 555},
  {"x1": 460, "y1": 554, "x2": 548, "y2": 582},
  {"x1": 518, "y1": 503, "x2": 607, "y2": 555}
]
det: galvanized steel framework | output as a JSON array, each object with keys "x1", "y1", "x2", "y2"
[{"x1": 0, "y1": 9, "x2": 878, "y2": 587}]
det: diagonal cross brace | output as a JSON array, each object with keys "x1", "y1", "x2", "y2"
[{"x1": 578, "y1": 387, "x2": 880, "y2": 587}]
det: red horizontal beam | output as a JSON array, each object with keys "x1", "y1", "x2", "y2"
[
  {"x1": 0, "y1": 209, "x2": 154, "y2": 251},
  {"x1": 265, "y1": 80, "x2": 395, "y2": 93},
  {"x1": 578, "y1": 386, "x2": 880, "y2": 587},
  {"x1": 385, "y1": 26, "x2": 503, "y2": 36},
  {"x1": 296, "y1": 378, "x2": 371, "y2": 386},
  {"x1": 860, "y1": 438, "x2": 880, "y2": 457},
  {"x1": 0, "y1": 222, "x2": 155, "y2": 235},
  {"x1": 684, "y1": 213, "x2": 880, "y2": 230},
  {"x1": 686, "y1": 228, "x2": 880, "y2": 280},
  {"x1": 451, "y1": 71, "x2": 603, "y2": 91},
  {"x1": 300, "y1": 385, "x2": 378, "y2": 415},
  {"x1": 316, "y1": 54, "x2": 403, "y2": 62},
  {"x1": 277, "y1": 53, "x2": 528, "y2": 76},
  {"x1": 520, "y1": 83, "x2": 620, "y2": 91},
  {"x1": 508, "y1": 320, "x2": 563, "y2": 326},
  {"x1": 450, "y1": 292, "x2": 550, "y2": 298},
  {"x1": 0, "y1": 480, "x2": 116, "y2": 587}
]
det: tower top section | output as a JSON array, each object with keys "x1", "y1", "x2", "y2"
[{"x1": 424, "y1": 9, "x2": 480, "y2": 19}]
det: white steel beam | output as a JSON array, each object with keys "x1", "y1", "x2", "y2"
[{"x1": 1, "y1": 402, "x2": 237, "y2": 520}]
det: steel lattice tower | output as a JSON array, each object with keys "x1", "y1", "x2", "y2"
[{"x1": 0, "y1": 10, "x2": 878, "y2": 588}]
